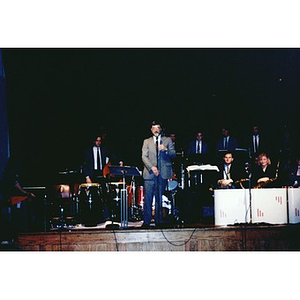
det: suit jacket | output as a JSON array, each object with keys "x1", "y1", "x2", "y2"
[
  {"x1": 83, "y1": 145, "x2": 120, "y2": 178},
  {"x1": 186, "y1": 140, "x2": 209, "y2": 156},
  {"x1": 142, "y1": 136, "x2": 176, "y2": 180},
  {"x1": 252, "y1": 165, "x2": 276, "y2": 184},
  {"x1": 216, "y1": 136, "x2": 238, "y2": 152},
  {"x1": 247, "y1": 134, "x2": 267, "y2": 157},
  {"x1": 217, "y1": 162, "x2": 241, "y2": 184},
  {"x1": 288, "y1": 165, "x2": 300, "y2": 186}
]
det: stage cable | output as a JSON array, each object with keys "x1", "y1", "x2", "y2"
[
  {"x1": 59, "y1": 229, "x2": 62, "y2": 251},
  {"x1": 112, "y1": 230, "x2": 119, "y2": 251},
  {"x1": 160, "y1": 227, "x2": 197, "y2": 247}
]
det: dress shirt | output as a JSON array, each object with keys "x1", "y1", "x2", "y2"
[
  {"x1": 253, "y1": 135, "x2": 259, "y2": 153},
  {"x1": 197, "y1": 141, "x2": 202, "y2": 153},
  {"x1": 93, "y1": 146, "x2": 102, "y2": 170}
]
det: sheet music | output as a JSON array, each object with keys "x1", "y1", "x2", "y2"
[{"x1": 186, "y1": 164, "x2": 219, "y2": 172}]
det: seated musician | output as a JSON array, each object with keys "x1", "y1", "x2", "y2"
[
  {"x1": 252, "y1": 152, "x2": 277, "y2": 188},
  {"x1": 287, "y1": 155, "x2": 300, "y2": 187},
  {"x1": 0, "y1": 156, "x2": 35, "y2": 242},
  {"x1": 216, "y1": 151, "x2": 241, "y2": 189}
]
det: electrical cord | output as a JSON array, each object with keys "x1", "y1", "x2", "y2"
[
  {"x1": 59, "y1": 229, "x2": 62, "y2": 251},
  {"x1": 160, "y1": 227, "x2": 197, "y2": 247},
  {"x1": 112, "y1": 230, "x2": 119, "y2": 251}
]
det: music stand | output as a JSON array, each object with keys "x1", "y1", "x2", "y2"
[{"x1": 107, "y1": 166, "x2": 141, "y2": 229}]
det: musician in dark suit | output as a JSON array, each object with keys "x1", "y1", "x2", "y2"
[
  {"x1": 246, "y1": 125, "x2": 268, "y2": 159},
  {"x1": 216, "y1": 127, "x2": 238, "y2": 153},
  {"x1": 216, "y1": 151, "x2": 241, "y2": 189},
  {"x1": 83, "y1": 135, "x2": 123, "y2": 183},
  {"x1": 287, "y1": 156, "x2": 300, "y2": 187},
  {"x1": 187, "y1": 131, "x2": 209, "y2": 156},
  {"x1": 141, "y1": 121, "x2": 176, "y2": 228}
]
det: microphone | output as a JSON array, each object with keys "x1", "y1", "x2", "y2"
[{"x1": 244, "y1": 162, "x2": 251, "y2": 174}]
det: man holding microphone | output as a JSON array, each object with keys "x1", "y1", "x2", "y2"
[{"x1": 141, "y1": 121, "x2": 176, "y2": 228}]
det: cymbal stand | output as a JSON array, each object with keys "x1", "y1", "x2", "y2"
[
  {"x1": 120, "y1": 173, "x2": 128, "y2": 228},
  {"x1": 129, "y1": 176, "x2": 139, "y2": 221}
]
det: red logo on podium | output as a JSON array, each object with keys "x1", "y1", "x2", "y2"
[
  {"x1": 220, "y1": 210, "x2": 227, "y2": 218},
  {"x1": 257, "y1": 209, "x2": 264, "y2": 217},
  {"x1": 275, "y1": 196, "x2": 283, "y2": 205}
]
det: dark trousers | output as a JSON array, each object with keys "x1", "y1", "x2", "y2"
[{"x1": 143, "y1": 175, "x2": 167, "y2": 225}]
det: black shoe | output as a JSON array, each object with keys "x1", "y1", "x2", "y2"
[{"x1": 141, "y1": 223, "x2": 151, "y2": 229}]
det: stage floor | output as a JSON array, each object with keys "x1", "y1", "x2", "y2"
[{"x1": 9, "y1": 221, "x2": 300, "y2": 251}]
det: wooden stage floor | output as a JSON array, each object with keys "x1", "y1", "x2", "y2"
[{"x1": 11, "y1": 221, "x2": 300, "y2": 251}]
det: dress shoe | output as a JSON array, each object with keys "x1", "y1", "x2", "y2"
[{"x1": 141, "y1": 223, "x2": 151, "y2": 229}]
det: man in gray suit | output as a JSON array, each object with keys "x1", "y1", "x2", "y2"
[{"x1": 141, "y1": 121, "x2": 176, "y2": 228}]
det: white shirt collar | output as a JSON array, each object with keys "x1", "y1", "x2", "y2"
[{"x1": 153, "y1": 135, "x2": 162, "y2": 143}]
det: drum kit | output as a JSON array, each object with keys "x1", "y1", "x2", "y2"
[{"x1": 49, "y1": 168, "x2": 181, "y2": 229}]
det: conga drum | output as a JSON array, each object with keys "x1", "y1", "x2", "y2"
[{"x1": 78, "y1": 183, "x2": 103, "y2": 226}]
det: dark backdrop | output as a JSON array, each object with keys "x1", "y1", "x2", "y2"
[{"x1": 2, "y1": 48, "x2": 300, "y2": 184}]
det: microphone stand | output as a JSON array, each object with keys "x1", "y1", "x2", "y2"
[
  {"x1": 155, "y1": 135, "x2": 163, "y2": 226},
  {"x1": 245, "y1": 163, "x2": 252, "y2": 224},
  {"x1": 129, "y1": 176, "x2": 139, "y2": 221}
]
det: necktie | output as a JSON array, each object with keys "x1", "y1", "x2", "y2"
[
  {"x1": 224, "y1": 138, "x2": 228, "y2": 150},
  {"x1": 97, "y1": 147, "x2": 101, "y2": 170},
  {"x1": 226, "y1": 166, "x2": 231, "y2": 179},
  {"x1": 197, "y1": 141, "x2": 200, "y2": 153},
  {"x1": 254, "y1": 136, "x2": 258, "y2": 153}
]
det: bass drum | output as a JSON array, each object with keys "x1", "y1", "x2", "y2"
[{"x1": 78, "y1": 183, "x2": 104, "y2": 227}]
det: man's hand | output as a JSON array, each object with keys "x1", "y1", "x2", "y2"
[
  {"x1": 151, "y1": 166, "x2": 159, "y2": 176},
  {"x1": 158, "y1": 144, "x2": 167, "y2": 151}
]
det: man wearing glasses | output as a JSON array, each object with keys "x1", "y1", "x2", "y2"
[{"x1": 141, "y1": 121, "x2": 176, "y2": 228}]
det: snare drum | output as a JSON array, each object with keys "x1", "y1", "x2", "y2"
[{"x1": 78, "y1": 183, "x2": 103, "y2": 226}]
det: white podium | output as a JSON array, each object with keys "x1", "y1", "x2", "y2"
[
  {"x1": 214, "y1": 188, "x2": 288, "y2": 225},
  {"x1": 251, "y1": 188, "x2": 287, "y2": 224},
  {"x1": 214, "y1": 189, "x2": 250, "y2": 226},
  {"x1": 287, "y1": 187, "x2": 300, "y2": 224}
]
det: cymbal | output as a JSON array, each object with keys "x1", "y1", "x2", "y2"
[{"x1": 58, "y1": 170, "x2": 78, "y2": 175}]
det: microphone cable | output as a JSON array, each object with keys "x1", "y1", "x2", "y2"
[{"x1": 160, "y1": 227, "x2": 197, "y2": 247}]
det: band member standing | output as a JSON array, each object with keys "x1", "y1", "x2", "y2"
[
  {"x1": 246, "y1": 125, "x2": 268, "y2": 160},
  {"x1": 141, "y1": 121, "x2": 176, "y2": 228},
  {"x1": 83, "y1": 134, "x2": 124, "y2": 223},
  {"x1": 186, "y1": 130, "x2": 209, "y2": 156},
  {"x1": 216, "y1": 127, "x2": 238, "y2": 153},
  {"x1": 83, "y1": 134, "x2": 123, "y2": 184}
]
